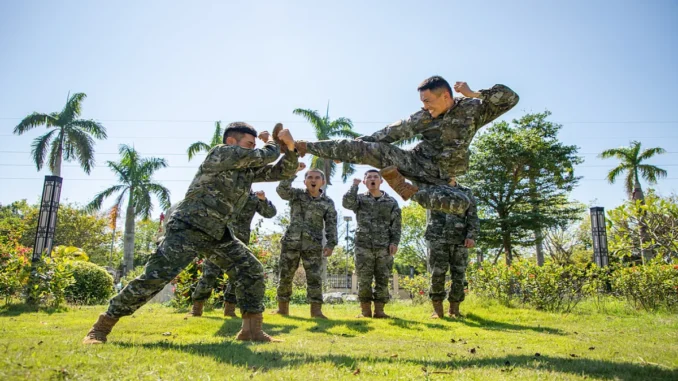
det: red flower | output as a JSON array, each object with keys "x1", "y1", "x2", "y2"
[
  {"x1": 673, "y1": 265, "x2": 678, "y2": 270},
  {"x1": 418, "y1": 290, "x2": 424, "y2": 295}
]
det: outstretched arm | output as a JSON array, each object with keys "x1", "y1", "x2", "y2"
[
  {"x1": 200, "y1": 142, "x2": 280, "y2": 173},
  {"x1": 252, "y1": 149, "x2": 299, "y2": 183},
  {"x1": 454, "y1": 82, "x2": 519, "y2": 128}
]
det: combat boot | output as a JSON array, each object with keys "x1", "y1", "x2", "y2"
[
  {"x1": 82, "y1": 313, "x2": 119, "y2": 344},
  {"x1": 271, "y1": 301, "x2": 289, "y2": 315},
  {"x1": 188, "y1": 301, "x2": 204, "y2": 317},
  {"x1": 380, "y1": 166, "x2": 419, "y2": 201},
  {"x1": 310, "y1": 302, "x2": 328, "y2": 319},
  {"x1": 373, "y1": 302, "x2": 390, "y2": 319},
  {"x1": 272, "y1": 123, "x2": 286, "y2": 153},
  {"x1": 295, "y1": 141, "x2": 308, "y2": 157},
  {"x1": 430, "y1": 300, "x2": 444, "y2": 319},
  {"x1": 448, "y1": 302, "x2": 462, "y2": 318},
  {"x1": 247, "y1": 312, "x2": 283, "y2": 342},
  {"x1": 357, "y1": 302, "x2": 372, "y2": 318},
  {"x1": 223, "y1": 302, "x2": 237, "y2": 317},
  {"x1": 236, "y1": 313, "x2": 252, "y2": 341}
]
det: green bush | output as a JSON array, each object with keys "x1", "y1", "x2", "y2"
[
  {"x1": 64, "y1": 261, "x2": 114, "y2": 305},
  {"x1": 23, "y1": 258, "x2": 74, "y2": 308},
  {"x1": 0, "y1": 244, "x2": 31, "y2": 304},
  {"x1": 399, "y1": 274, "x2": 430, "y2": 305},
  {"x1": 612, "y1": 259, "x2": 678, "y2": 312}
]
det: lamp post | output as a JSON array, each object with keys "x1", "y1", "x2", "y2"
[
  {"x1": 590, "y1": 207, "x2": 609, "y2": 267},
  {"x1": 343, "y1": 216, "x2": 352, "y2": 289},
  {"x1": 32, "y1": 175, "x2": 63, "y2": 262}
]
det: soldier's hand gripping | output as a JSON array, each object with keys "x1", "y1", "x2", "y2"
[
  {"x1": 323, "y1": 247, "x2": 333, "y2": 257},
  {"x1": 258, "y1": 130, "x2": 272, "y2": 143},
  {"x1": 389, "y1": 244, "x2": 398, "y2": 256},
  {"x1": 352, "y1": 178, "x2": 361, "y2": 186},
  {"x1": 453, "y1": 82, "x2": 481, "y2": 98},
  {"x1": 296, "y1": 162, "x2": 306, "y2": 173},
  {"x1": 277, "y1": 128, "x2": 296, "y2": 152},
  {"x1": 255, "y1": 191, "x2": 266, "y2": 200}
]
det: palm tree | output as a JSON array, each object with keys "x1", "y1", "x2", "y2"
[
  {"x1": 86, "y1": 145, "x2": 171, "y2": 275},
  {"x1": 600, "y1": 140, "x2": 667, "y2": 263},
  {"x1": 293, "y1": 104, "x2": 359, "y2": 185},
  {"x1": 13, "y1": 92, "x2": 107, "y2": 177},
  {"x1": 187, "y1": 121, "x2": 223, "y2": 161},
  {"x1": 600, "y1": 141, "x2": 667, "y2": 202}
]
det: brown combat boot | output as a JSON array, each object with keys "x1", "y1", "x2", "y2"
[
  {"x1": 380, "y1": 166, "x2": 419, "y2": 201},
  {"x1": 430, "y1": 300, "x2": 444, "y2": 319},
  {"x1": 310, "y1": 302, "x2": 327, "y2": 319},
  {"x1": 188, "y1": 301, "x2": 204, "y2": 317},
  {"x1": 295, "y1": 141, "x2": 308, "y2": 157},
  {"x1": 82, "y1": 313, "x2": 119, "y2": 344},
  {"x1": 357, "y1": 302, "x2": 372, "y2": 318},
  {"x1": 236, "y1": 313, "x2": 252, "y2": 341},
  {"x1": 271, "y1": 301, "x2": 289, "y2": 316},
  {"x1": 448, "y1": 302, "x2": 462, "y2": 318},
  {"x1": 373, "y1": 302, "x2": 390, "y2": 319},
  {"x1": 223, "y1": 302, "x2": 237, "y2": 317},
  {"x1": 247, "y1": 312, "x2": 283, "y2": 342},
  {"x1": 272, "y1": 123, "x2": 287, "y2": 153}
]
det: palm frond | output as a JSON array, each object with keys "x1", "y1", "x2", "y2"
[
  {"x1": 70, "y1": 119, "x2": 107, "y2": 139},
  {"x1": 638, "y1": 146, "x2": 666, "y2": 161},
  {"x1": 606, "y1": 164, "x2": 629, "y2": 184},
  {"x1": 146, "y1": 182, "x2": 172, "y2": 211},
  {"x1": 107, "y1": 161, "x2": 130, "y2": 184},
  {"x1": 341, "y1": 162, "x2": 356, "y2": 183},
  {"x1": 14, "y1": 113, "x2": 57, "y2": 134},
  {"x1": 330, "y1": 127, "x2": 360, "y2": 139},
  {"x1": 328, "y1": 117, "x2": 354, "y2": 132},
  {"x1": 210, "y1": 121, "x2": 223, "y2": 147},
  {"x1": 48, "y1": 134, "x2": 63, "y2": 175},
  {"x1": 624, "y1": 171, "x2": 635, "y2": 198},
  {"x1": 638, "y1": 164, "x2": 668, "y2": 184},
  {"x1": 59, "y1": 93, "x2": 87, "y2": 123},
  {"x1": 86, "y1": 185, "x2": 127, "y2": 212},
  {"x1": 599, "y1": 147, "x2": 632, "y2": 160},
  {"x1": 187, "y1": 141, "x2": 211, "y2": 161},
  {"x1": 29, "y1": 129, "x2": 58, "y2": 171},
  {"x1": 293, "y1": 108, "x2": 327, "y2": 137},
  {"x1": 139, "y1": 157, "x2": 168, "y2": 178},
  {"x1": 133, "y1": 187, "x2": 154, "y2": 220},
  {"x1": 65, "y1": 127, "x2": 96, "y2": 174}
]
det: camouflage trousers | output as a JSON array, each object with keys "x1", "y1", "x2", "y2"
[
  {"x1": 192, "y1": 260, "x2": 238, "y2": 304},
  {"x1": 107, "y1": 219, "x2": 265, "y2": 317},
  {"x1": 427, "y1": 241, "x2": 468, "y2": 303},
  {"x1": 306, "y1": 140, "x2": 470, "y2": 214},
  {"x1": 355, "y1": 246, "x2": 393, "y2": 303},
  {"x1": 276, "y1": 247, "x2": 323, "y2": 304}
]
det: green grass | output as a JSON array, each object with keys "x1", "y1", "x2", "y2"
[{"x1": 1, "y1": 296, "x2": 677, "y2": 380}]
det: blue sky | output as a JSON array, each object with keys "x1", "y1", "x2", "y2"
[{"x1": 1, "y1": 0, "x2": 677, "y2": 235}]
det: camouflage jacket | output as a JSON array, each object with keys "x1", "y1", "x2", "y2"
[
  {"x1": 359, "y1": 84, "x2": 519, "y2": 177},
  {"x1": 424, "y1": 183, "x2": 479, "y2": 244},
  {"x1": 231, "y1": 192, "x2": 277, "y2": 244},
  {"x1": 277, "y1": 176, "x2": 338, "y2": 251},
  {"x1": 342, "y1": 185, "x2": 401, "y2": 249},
  {"x1": 171, "y1": 141, "x2": 298, "y2": 240}
]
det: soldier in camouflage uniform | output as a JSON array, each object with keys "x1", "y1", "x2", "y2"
[
  {"x1": 343, "y1": 170, "x2": 401, "y2": 318},
  {"x1": 83, "y1": 122, "x2": 299, "y2": 344},
  {"x1": 426, "y1": 178, "x2": 478, "y2": 319},
  {"x1": 189, "y1": 189, "x2": 278, "y2": 318},
  {"x1": 274, "y1": 169, "x2": 338, "y2": 319},
  {"x1": 294, "y1": 77, "x2": 518, "y2": 214}
]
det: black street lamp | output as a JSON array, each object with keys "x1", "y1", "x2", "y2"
[
  {"x1": 590, "y1": 207, "x2": 609, "y2": 267},
  {"x1": 32, "y1": 176, "x2": 63, "y2": 262}
]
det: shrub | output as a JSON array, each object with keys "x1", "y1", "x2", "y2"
[
  {"x1": 64, "y1": 261, "x2": 114, "y2": 305},
  {"x1": 612, "y1": 259, "x2": 678, "y2": 312},
  {"x1": 23, "y1": 258, "x2": 74, "y2": 308},
  {"x1": 399, "y1": 274, "x2": 430, "y2": 305}
]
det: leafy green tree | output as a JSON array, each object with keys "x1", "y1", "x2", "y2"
[
  {"x1": 13, "y1": 93, "x2": 107, "y2": 177},
  {"x1": 86, "y1": 145, "x2": 171, "y2": 274},
  {"x1": 395, "y1": 203, "x2": 428, "y2": 273},
  {"x1": 187, "y1": 121, "x2": 223, "y2": 161}
]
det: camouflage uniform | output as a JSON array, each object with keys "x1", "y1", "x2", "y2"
[
  {"x1": 305, "y1": 85, "x2": 518, "y2": 213},
  {"x1": 192, "y1": 192, "x2": 277, "y2": 305},
  {"x1": 426, "y1": 183, "x2": 478, "y2": 303},
  {"x1": 106, "y1": 142, "x2": 298, "y2": 317},
  {"x1": 342, "y1": 185, "x2": 401, "y2": 303},
  {"x1": 276, "y1": 177, "x2": 338, "y2": 304}
]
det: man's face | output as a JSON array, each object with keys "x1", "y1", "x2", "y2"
[
  {"x1": 420, "y1": 89, "x2": 452, "y2": 118},
  {"x1": 363, "y1": 172, "x2": 383, "y2": 191},
  {"x1": 226, "y1": 134, "x2": 256, "y2": 149},
  {"x1": 304, "y1": 171, "x2": 325, "y2": 192}
]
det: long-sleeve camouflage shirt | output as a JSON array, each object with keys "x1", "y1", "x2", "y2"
[
  {"x1": 342, "y1": 185, "x2": 401, "y2": 249},
  {"x1": 424, "y1": 183, "x2": 479, "y2": 245},
  {"x1": 231, "y1": 192, "x2": 277, "y2": 244},
  {"x1": 171, "y1": 141, "x2": 298, "y2": 240},
  {"x1": 277, "y1": 176, "x2": 338, "y2": 251},
  {"x1": 359, "y1": 84, "x2": 519, "y2": 177}
]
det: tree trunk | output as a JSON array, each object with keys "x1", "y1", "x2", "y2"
[
  {"x1": 529, "y1": 175, "x2": 544, "y2": 266},
  {"x1": 501, "y1": 224, "x2": 513, "y2": 265},
  {"x1": 123, "y1": 191, "x2": 136, "y2": 275},
  {"x1": 632, "y1": 179, "x2": 654, "y2": 263},
  {"x1": 53, "y1": 131, "x2": 64, "y2": 177}
]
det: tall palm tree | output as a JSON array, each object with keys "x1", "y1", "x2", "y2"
[
  {"x1": 293, "y1": 104, "x2": 359, "y2": 185},
  {"x1": 187, "y1": 121, "x2": 223, "y2": 161},
  {"x1": 13, "y1": 92, "x2": 107, "y2": 177},
  {"x1": 86, "y1": 145, "x2": 171, "y2": 275},
  {"x1": 600, "y1": 140, "x2": 667, "y2": 263},
  {"x1": 600, "y1": 141, "x2": 667, "y2": 202}
]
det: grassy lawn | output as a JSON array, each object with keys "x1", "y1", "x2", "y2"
[{"x1": 1, "y1": 296, "x2": 676, "y2": 380}]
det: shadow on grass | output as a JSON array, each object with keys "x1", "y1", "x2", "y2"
[
  {"x1": 459, "y1": 313, "x2": 565, "y2": 335},
  {"x1": 281, "y1": 314, "x2": 372, "y2": 337},
  {"x1": 112, "y1": 340, "x2": 677, "y2": 380},
  {"x1": 0, "y1": 303, "x2": 69, "y2": 317}
]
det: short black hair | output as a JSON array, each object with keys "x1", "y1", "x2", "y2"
[
  {"x1": 364, "y1": 169, "x2": 381, "y2": 178},
  {"x1": 305, "y1": 169, "x2": 326, "y2": 181},
  {"x1": 223, "y1": 122, "x2": 257, "y2": 143},
  {"x1": 417, "y1": 76, "x2": 452, "y2": 96}
]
